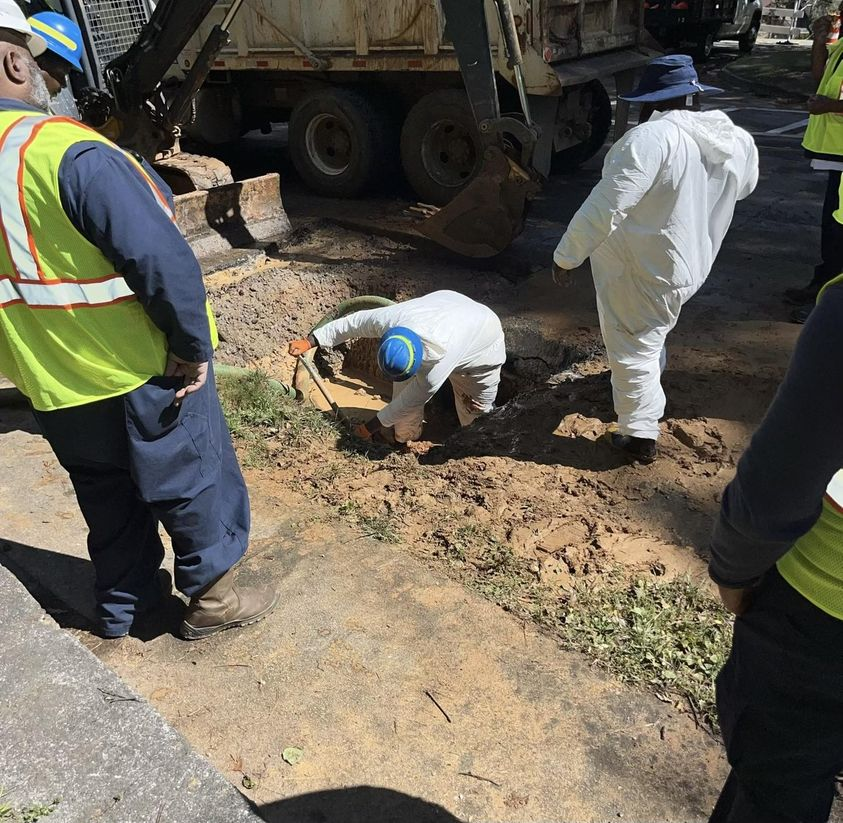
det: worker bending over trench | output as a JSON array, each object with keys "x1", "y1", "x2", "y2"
[{"x1": 289, "y1": 290, "x2": 505, "y2": 444}]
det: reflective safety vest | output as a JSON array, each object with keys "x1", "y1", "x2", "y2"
[
  {"x1": 778, "y1": 471, "x2": 843, "y2": 619},
  {"x1": 803, "y1": 39, "x2": 843, "y2": 161},
  {"x1": 0, "y1": 110, "x2": 173, "y2": 411}
]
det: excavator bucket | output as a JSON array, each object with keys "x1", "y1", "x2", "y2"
[
  {"x1": 172, "y1": 173, "x2": 292, "y2": 260},
  {"x1": 416, "y1": 147, "x2": 541, "y2": 258}
]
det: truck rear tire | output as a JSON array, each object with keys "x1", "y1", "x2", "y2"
[
  {"x1": 738, "y1": 16, "x2": 760, "y2": 53},
  {"x1": 550, "y1": 81, "x2": 613, "y2": 174},
  {"x1": 289, "y1": 87, "x2": 395, "y2": 198},
  {"x1": 693, "y1": 30, "x2": 716, "y2": 61},
  {"x1": 400, "y1": 89, "x2": 482, "y2": 206}
]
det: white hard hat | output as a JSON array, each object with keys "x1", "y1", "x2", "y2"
[{"x1": 0, "y1": 1, "x2": 47, "y2": 57}]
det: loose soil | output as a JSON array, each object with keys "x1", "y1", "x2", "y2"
[{"x1": 206, "y1": 217, "x2": 792, "y2": 655}]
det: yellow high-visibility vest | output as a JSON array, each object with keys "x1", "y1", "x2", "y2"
[
  {"x1": 803, "y1": 40, "x2": 843, "y2": 161},
  {"x1": 0, "y1": 110, "x2": 207, "y2": 411},
  {"x1": 778, "y1": 470, "x2": 843, "y2": 619}
]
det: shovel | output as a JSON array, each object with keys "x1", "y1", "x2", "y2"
[{"x1": 297, "y1": 354, "x2": 354, "y2": 428}]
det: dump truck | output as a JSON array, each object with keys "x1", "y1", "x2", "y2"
[
  {"x1": 179, "y1": 0, "x2": 651, "y2": 210},
  {"x1": 20, "y1": 0, "x2": 650, "y2": 257}
]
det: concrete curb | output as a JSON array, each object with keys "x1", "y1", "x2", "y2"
[{"x1": 0, "y1": 563, "x2": 264, "y2": 823}]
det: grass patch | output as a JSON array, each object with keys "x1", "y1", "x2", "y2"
[
  {"x1": 218, "y1": 370, "x2": 339, "y2": 466},
  {"x1": 0, "y1": 791, "x2": 59, "y2": 822},
  {"x1": 434, "y1": 523, "x2": 539, "y2": 611},
  {"x1": 432, "y1": 521, "x2": 730, "y2": 731},
  {"x1": 559, "y1": 575, "x2": 731, "y2": 731},
  {"x1": 337, "y1": 500, "x2": 400, "y2": 543},
  {"x1": 359, "y1": 514, "x2": 400, "y2": 543}
]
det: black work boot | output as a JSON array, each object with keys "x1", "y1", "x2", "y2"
[
  {"x1": 609, "y1": 432, "x2": 657, "y2": 464},
  {"x1": 180, "y1": 567, "x2": 279, "y2": 640}
]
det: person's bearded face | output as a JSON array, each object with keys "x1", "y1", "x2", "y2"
[{"x1": 22, "y1": 50, "x2": 51, "y2": 111}]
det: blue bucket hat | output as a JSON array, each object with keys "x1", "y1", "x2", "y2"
[
  {"x1": 377, "y1": 326, "x2": 423, "y2": 382},
  {"x1": 29, "y1": 12, "x2": 84, "y2": 72},
  {"x1": 620, "y1": 55, "x2": 722, "y2": 103}
]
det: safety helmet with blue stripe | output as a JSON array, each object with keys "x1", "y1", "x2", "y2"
[
  {"x1": 377, "y1": 326, "x2": 423, "y2": 382},
  {"x1": 28, "y1": 11, "x2": 83, "y2": 72}
]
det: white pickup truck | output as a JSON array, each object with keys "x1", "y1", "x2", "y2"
[{"x1": 645, "y1": 0, "x2": 763, "y2": 59}]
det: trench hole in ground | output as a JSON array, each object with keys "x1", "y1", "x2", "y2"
[{"x1": 295, "y1": 318, "x2": 594, "y2": 446}]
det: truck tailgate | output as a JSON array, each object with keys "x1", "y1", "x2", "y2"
[{"x1": 542, "y1": 0, "x2": 642, "y2": 62}]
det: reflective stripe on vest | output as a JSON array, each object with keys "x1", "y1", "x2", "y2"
[
  {"x1": 0, "y1": 115, "x2": 44, "y2": 281},
  {"x1": 0, "y1": 273, "x2": 134, "y2": 309},
  {"x1": 0, "y1": 114, "x2": 173, "y2": 309},
  {"x1": 826, "y1": 470, "x2": 843, "y2": 511}
]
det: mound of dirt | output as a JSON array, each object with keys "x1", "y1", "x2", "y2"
[{"x1": 209, "y1": 218, "x2": 784, "y2": 606}]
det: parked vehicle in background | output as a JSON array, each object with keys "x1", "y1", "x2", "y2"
[{"x1": 645, "y1": 0, "x2": 763, "y2": 59}]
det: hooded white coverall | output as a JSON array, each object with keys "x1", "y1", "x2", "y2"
[
  {"x1": 313, "y1": 290, "x2": 506, "y2": 442},
  {"x1": 553, "y1": 109, "x2": 758, "y2": 440}
]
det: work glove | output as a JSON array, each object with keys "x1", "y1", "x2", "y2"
[
  {"x1": 352, "y1": 423, "x2": 372, "y2": 440},
  {"x1": 352, "y1": 417, "x2": 383, "y2": 442},
  {"x1": 288, "y1": 336, "x2": 316, "y2": 357}
]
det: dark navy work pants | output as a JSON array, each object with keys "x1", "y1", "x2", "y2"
[
  {"x1": 710, "y1": 568, "x2": 843, "y2": 823},
  {"x1": 814, "y1": 170, "x2": 843, "y2": 289},
  {"x1": 33, "y1": 366, "x2": 249, "y2": 637}
]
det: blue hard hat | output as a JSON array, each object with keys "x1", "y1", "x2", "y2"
[
  {"x1": 619, "y1": 55, "x2": 721, "y2": 103},
  {"x1": 29, "y1": 12, "x2": 84, "y2": 72},
  {"x1": 377, "y1": 326, "x2": 423, "y2": 382}
]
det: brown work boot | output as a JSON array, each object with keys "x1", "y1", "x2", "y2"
[{"x1": 180, "y1": 567, "x2": 279, "y2": 640}]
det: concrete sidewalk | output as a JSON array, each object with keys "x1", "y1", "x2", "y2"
[
  {"x1": 0, "y1": 561, "x2": 261, "y2": 823},
  {"x1": 0, "y1": 401, "x2": 729, "y2": 823}
]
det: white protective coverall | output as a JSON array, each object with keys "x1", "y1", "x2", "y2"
[
  {"x1": 313, "y1": 290, "x2": 506, "y2": 442},
  {"x1": 553, "y1": 109, "x2": 758, "y2": 440}
]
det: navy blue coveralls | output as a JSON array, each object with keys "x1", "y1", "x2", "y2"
[{"x1": 2, "y1": 100, "x2": 250, "y2": 637}]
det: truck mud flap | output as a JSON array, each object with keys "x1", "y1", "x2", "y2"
[
  {"x1": 415, "y1": 147, "x2": 541, "y2": 258},
  {"x1": 173, "y1": 173, "x2": 291, "y2": 259}
]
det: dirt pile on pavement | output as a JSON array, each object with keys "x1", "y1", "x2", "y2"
[
  {"x1": 207, "y1": 218, "x2": 784, "y2": 601},
  {"x1": 254, "y1": 365, "x2": 769, "y2": 603}
]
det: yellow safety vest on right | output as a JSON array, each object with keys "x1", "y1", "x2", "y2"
[
  {"x1": 778, "y1": 470, "x2": 843, "y2": 619},
  {"x1": 803, "y1": 39, "x2": 843, "y2": 161},
  {"x1": 0, "y1": 110, "x2": 173, "y2": 412}
]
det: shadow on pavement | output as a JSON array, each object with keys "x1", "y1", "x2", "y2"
[
  {"x1": 256, "y1": 786, "x2": 463, "y2": 823},
  {"x1": 0, "y1": 538, "x2": 184, "y2": 641},
  {"x1": 0, "y1": 402, "x2": 39, "y2": 435}
]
